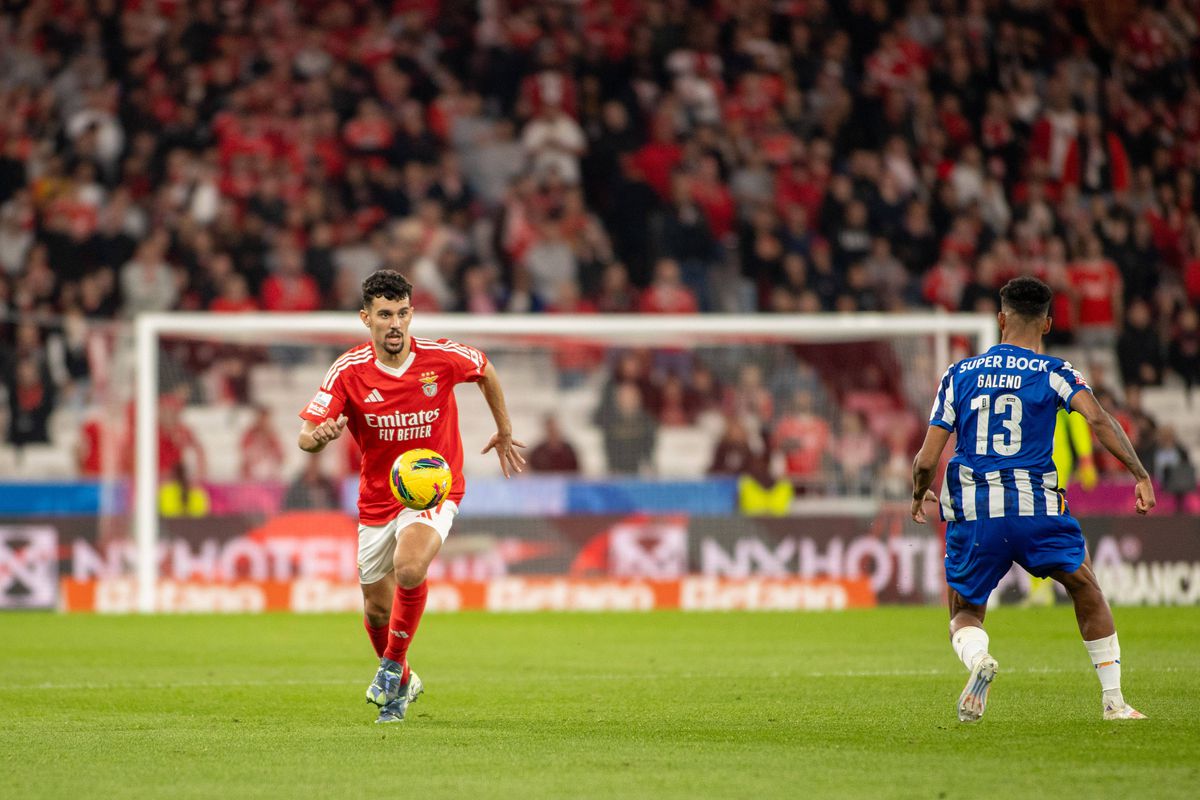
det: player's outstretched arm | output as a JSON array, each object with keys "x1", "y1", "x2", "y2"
[
  {"x1": 911, "y1": 424, "x2": 952, "y2": 523},
  {"x1": 476, "y1": 361, "x2": 526, "y2": 478},
  {"x1": 298, "y1": 415, "x2": 347, "y2": 454},
  {"x1": 1070, "y1": 391, "x2": 1156, "y2": 514}
]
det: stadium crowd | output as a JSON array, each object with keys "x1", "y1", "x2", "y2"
[{"x1": 1, "y1": 0, "x2": 1199, "y2": 497}]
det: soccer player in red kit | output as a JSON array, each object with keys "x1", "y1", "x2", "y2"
[{"x1": 298, "y1": 270, "x2": 526, "y2": 723}]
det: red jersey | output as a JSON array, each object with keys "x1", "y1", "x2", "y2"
[
  {"x1": 772, "y1": 414, "x2": 830, "y2": 478},
  {"x1": 1068, "y1": 259, "x2": 1120, "y2": 327},
  {"x1": 298, "y1": 337, "x2": 488, "y2": 525}
]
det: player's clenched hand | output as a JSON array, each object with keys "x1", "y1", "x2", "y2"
[
  {"x1": 1134, "y1": 477, "x2": 1156, "y2": 515},
  {"x1": 911, "y1": 490, "x2": 938, "y2": 524},
  {"x1": 313, "y1": 415, "x2": 348, "y2": 445},
  {"x1": 481, "y1": 432, "x2": 527, "y2": 478}
]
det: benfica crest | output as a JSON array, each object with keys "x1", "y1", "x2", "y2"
[{"x1": 420, "y1": 371, "x2": 438, "y2": 397}]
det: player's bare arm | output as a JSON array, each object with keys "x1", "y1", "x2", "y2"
[
  {"x1": 911, "y1": 424, "x2": 951, "y2": 523},
  {"x1": 1069, "y1": 391, "x2": 1156, "y2": 515},
  {"x1": 298, "y1": 415, "x2": 347, "y2": 453},
  {"x1": 476, "y1": 360, "x2": 527, "y2": 477}
]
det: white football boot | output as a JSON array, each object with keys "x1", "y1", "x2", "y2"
[
  {"x1": 1103, "y1": 700, "x2": 1147, "y2": 720},
  {"x1": 957, "y1": 655, "x2": 999, "y2": 723}
]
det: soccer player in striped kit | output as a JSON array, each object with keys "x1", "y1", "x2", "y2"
[
  {"x1": 299, "y1": 270, "x2": 526, "y2": 723},
  {"x1": 911, "y1": 276, "x2": 1155, "y2": 723}
]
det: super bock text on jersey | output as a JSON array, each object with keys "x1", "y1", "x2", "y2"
[{"x1": 929, "y1": 344, "x2": 1092, "y2": 522}]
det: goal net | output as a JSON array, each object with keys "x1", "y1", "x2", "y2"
[{"x1": 85, "y1": 312, "x2": 997, "y2": 612}]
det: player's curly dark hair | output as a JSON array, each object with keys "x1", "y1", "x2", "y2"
[
  {"x1": 361, "y1": 270, "x2": 413, "y2": 309},
  {"x1": 999, "y1": 276, "x2": 1052, "y2": 319}
]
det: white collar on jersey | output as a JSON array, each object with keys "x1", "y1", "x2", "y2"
[{"x1": 373, "y1": 350, "x2": 416, "y2": 378}]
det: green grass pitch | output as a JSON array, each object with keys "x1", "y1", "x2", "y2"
[{"x1": 2, "y1": 607, "x2": 1197, "y2": 799}]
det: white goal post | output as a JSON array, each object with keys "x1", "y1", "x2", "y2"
[{"x1": 133, "y1": 311, "x2": 997, "y2": 613}]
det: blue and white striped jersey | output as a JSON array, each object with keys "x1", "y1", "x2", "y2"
[{"x1": 928, "y1": 343, "x2": 1092, "y2": 522}]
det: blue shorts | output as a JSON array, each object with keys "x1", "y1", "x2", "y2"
[{"x1": 944, "y1": 515, "x2": 1086, "y2": 606}]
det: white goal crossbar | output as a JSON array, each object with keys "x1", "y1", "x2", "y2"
[{"x1": 133, "y1": 312, "x2": 997, "y2": 613}]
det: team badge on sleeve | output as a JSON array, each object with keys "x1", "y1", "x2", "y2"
[
  {"x1": 307, "y1": 390, "x2": 333, "y2": 418},
  {"x1": 420, "y1": 371, "x2": 438, "y2": 397},
  {"x1": 1063, "y1": 362, "x2": 1088, "y2": 387}
]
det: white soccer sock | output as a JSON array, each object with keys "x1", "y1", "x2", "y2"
[
  {"x1": 1084, "y1": 633, "x2": 1124, "y2": 705},
  {"x1": 952, "y1": 626, "x2": 989, "y2": 672}
]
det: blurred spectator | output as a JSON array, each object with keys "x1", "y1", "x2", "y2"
[
  {"x1": 343, "y1": 99, "x2": 394, "y2": 161},
  {"x1": 75, "y1": 410, "x2": 107, "y2": 477},
  {"x1": 524, "y1": 223, "x2": 578, "y2": 305},
  {"x1": 6, "y1": 356, "x2": 55, "y2": 448},
  {"x1": 597, "y1": 382, "x2": 657, "y2": 475},
  {"x1": 1187, "y1": 253, "x2": 1200, "y2": 311},
  {"x1": 390, "y1": 216, "x2": 453, "y2": 310},
  {"x1": 156, "y1": 395, "x2": 206, "y2": 482},
  {"x1": 283, "y1": 458, "x2": 341, "y2": 511},
  {"x1": 464, "y1": 119, "x2": 525, "y2": 206},
  {"x1": 894, "y1": 201, "x2": 939, "y2": 277},
  {"x1": 1126, "y1": 216, "x2": 1162, "y2": 301},
  {"x1": 771, "y1": 390, "x2": 831, "y2": 490},
  {"x1": 806, "y1": 240, "x2": 842, "y2": 310},
  {"x1": 633, "y1": 115, "x2": 682, "y2": 200},
  {"x1": 54, "y1": 309, "x2": 91, "y2": 409},
  {"x1": 922, "y1": 249, "x2": 970, "y2": 312},
  {"x1": 655, "y1": 176, "x2": 719, "y2": 306},
  {"x1": 523, "y1": 106, "x2": 587, "y2": 186},
  {"x1": 879, "y1": 427, "x2": 918, "y2": 501},
  {"x1": 239, "y1": 407, "x2": 284, "y2": 482},
  {"x1": 832, "y1": 200, "x2": 873, "y2": 272},
  {"x1": 862, "y1": 238, "x2": 911, "y2": 309},
  {"x1": 830, "y1": 411, "x2": 879, "y2": 496},
  {"x1": 1150, "y1": 426, "x2": 1196, "y2": 509},
  {"x1": 654, "y1": 373, "x2": 699, "y2": 427},
  {"x1": 742, "y1": 206, "x2": 786, "y2": 302},
  {"x1": 960, "y1": 251, "x2": 1001, "y2": 314},
  {"x1": 305, "y1": 224, "x2": 338, "y2": 300},
  {"x1": 459, "y1": 263, "x2": 504, "y2": 315},
  {"x1": 603, "y1": 157, "x2": 660, "y2": 281},
  {"x1": 726, "y1": 363, "x2": 775, "y2": 434},
  {"x1": 689, "y1": 365, "x2": 723, "y2": 419},
  {"x1": 548, "y1": 278, "x2": 597, "y2": 315},
  {"x1": 769, "y1": 252, "x2": 808, "y2": 312},
  {"x1": 596, "y1": 351, "x2": 658, "y2": 429},
  {"x1": 0, "y1": 190, "x2": 34, "y2": 274},
  {"x1": 528, "y1": 415, "x2": 580, "y2": 474},
  {"x1": 503, "y1": 263, "x2": 545, "y2": 313},
  {"x1": 1092, "y1": 388, "x2": 1148, "y2": 479},
  {"x1": 979, "y1": 179, "x2": 1012, "y2": 236},
  {"x1": 709, "y1": 416, "x2": 770, "y2": 484},
  {"x1": 842, "y1": 262, "x2": 883, "y2": 311},
  {"x1": 638, "y1": 258, "x2": 698, "y2": 314},
  {"x1": 210, "y1": 273, "x2": 260, "y2": 313},
  {"x1": 1168, "y1": 307, "x2": 1200, "y2": 392},
  {"x1": 1116, "y1": 299, "x2": 1164, "y2": 388},
  {"x1": 691, "y1": 155, "x2": 736, "y2": 245},
  {"x1": 120, "y1": 231, "x2": 178, "y2": 317},
  {"x1": 1069, "y1": 236, "x2": 1123, "y2": 352}
]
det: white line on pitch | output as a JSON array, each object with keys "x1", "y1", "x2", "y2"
[{"x1": 0, "y1": 665, "x2": 1185, "y2": 691}]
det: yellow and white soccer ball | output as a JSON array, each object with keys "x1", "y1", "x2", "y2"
[{"x1": 388, "y1": 448, "x2": 453, "y2": 510}]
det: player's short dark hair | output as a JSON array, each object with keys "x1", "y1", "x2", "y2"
[
  {"x1": 361, "y1": 270, "x2": 412, "y2": 309},
  {"x1": 999, "y1": 276, "x2": 1052, "y2": 319}
]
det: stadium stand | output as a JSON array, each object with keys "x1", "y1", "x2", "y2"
[{"x1": 0, "y1": 0, "x2": 1198, "y2": 500}]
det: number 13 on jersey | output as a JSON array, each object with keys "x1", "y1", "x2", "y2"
[{"x1": 970, "y1": 394, "x2": 1023, "y2": 456}]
